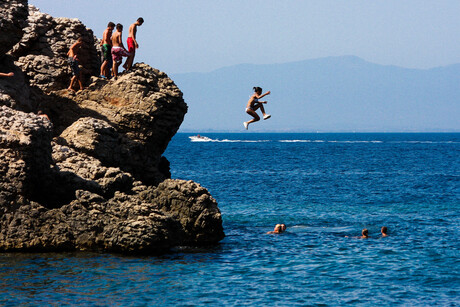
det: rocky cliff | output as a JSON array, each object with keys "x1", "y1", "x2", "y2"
[{"x1": 0, "y1": 1, "x2": 224, "y2": 253}]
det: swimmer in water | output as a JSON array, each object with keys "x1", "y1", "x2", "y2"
[
  {"x1": 267, "y1": 224, "x2": 286, "y2": 234},
  {"x1": 243, "y1": 86, "x2": 271, "y2": 130},
  {"x1": 345, "y1": 228, "x2": 369, "y2": 239},
  {"x1": 360, "y1": 228, "x2": 369, "y2": 239},
  {"x1": 381, "y1": 226, "x2": 388, "y2": 237}
]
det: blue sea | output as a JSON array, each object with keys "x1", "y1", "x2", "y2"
[{"x1": 1, "y1": 133, "x2": 459, "y2": 306}]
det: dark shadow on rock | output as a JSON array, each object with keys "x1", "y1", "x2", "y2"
[
  {"x1": 35, "y1": 90, "x2": 111, "y2": 136},
  {"x1": 0, "y1": 55, "x2": 35, "y2": 112},
  {"x1": 0, "y1": 0, "x2": 28, "y2": 55},
  {"x1": 159, "y1": 156, "x2": 171, "y2": 179}
]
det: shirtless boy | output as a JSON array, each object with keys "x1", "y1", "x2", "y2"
[
  {"x1": 123, "y1": 17, "x2": 144, "y2": 71},
  {"x1": 67, "y1": 37, "x2": 84, "y2": 91},
  {"x1": 100, "y1": 22, "x2": 115, "y2": 78},
  {"x1": 111, "y1": 23, "x2": 130, "y2": 79}
]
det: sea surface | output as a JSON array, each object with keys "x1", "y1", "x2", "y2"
[{"x1": 1, "y1": 133, "x2": 459, "y2": 306}]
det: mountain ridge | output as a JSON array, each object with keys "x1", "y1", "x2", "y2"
[{"x1": 175, "y1": 56, "x2": 460, "y2": 76}]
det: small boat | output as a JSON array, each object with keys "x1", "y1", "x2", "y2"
[{"x1": 189, "y1": 134, "x2": 213, "y2": 142}]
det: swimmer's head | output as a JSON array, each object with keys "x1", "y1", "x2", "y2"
[
  {"x1": 273, "y1": 224, "x2": 282, "y2": 233},
  {"x1": 137, "y1": 17, "x2": 144, "y2": 25},
  {"x1": 116, "y1": 23, "x2": 123, "y2": 31},
  {"x1": 362, "y1": 229, "x2": 368, "y2": 237},
  {"x1": 253, "y1": 87, "x2": 262, "y2": 94},
  {"x1": 381, "y1": 226, "x2": 387, "y2": 235},
  {"x1": 273, "y1": 224, "x2": 286, "y2": 233},
  {"x1": 108, "y1": 22, "x2": 115, "y2": 29}
]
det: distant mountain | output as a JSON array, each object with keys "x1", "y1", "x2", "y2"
[{"x1": 171, "y1": 56, "x2": 460, "y2": 132}]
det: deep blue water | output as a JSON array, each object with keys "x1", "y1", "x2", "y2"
[{"x1": 1, "y1": 133, "x2": 459, "y2": 306}]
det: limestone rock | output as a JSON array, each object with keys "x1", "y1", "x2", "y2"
[
  {"x1": 48, "y1": 63, "x2": 187, "y2": 185},
  {"x1": 0, "y1": 106, "x2": 53, "y2": 211},
  {"x1": 141, "y1": 180, "x2": 225, "y2": 245},
  {"x1": 0, "y1": 181, "x2": 224, "y2": 253},
  {"x1": 51, "y1": 142, "x2": 134, "y2": 204},
  {"x1": 10, "y1": 5, "x2": 100, "y2": 92},
  {"x1": 0, "y1": 0, "x2": 34, "y2": 112},
  {"x1": 0, "y1": 55, "x2": 34, "y2": 111},
  {"x1": 0, "y1": 0, "x2": 28, "y2": 55},
  {"x1": 0, "y1": 2, "x2": 224, "y2": 254}
]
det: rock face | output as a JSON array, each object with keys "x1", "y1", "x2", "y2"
[
  {"x1": 52, "y1": 64, "x2": 187, "y2": 185},
  {"x1": 0, "y1": 3, "x2": 224, "y2": 253},
  {"x1": 0, "y1": 179, "x2": 223, "y2": 253},
  {"x1": 0, "y1": 106, "x2": 53, "y2": 210},
  {"x1": 0, "y1": 0, "x2": 28, "y2": 55},
  {"x1": 0, "y1": 0, "x2": 31, "y2": 111},
  {"x1": 10, "y1": 5, "x2": 100, "y2": 92}
]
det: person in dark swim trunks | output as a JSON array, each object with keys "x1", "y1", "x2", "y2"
[
  {"x1": 243, "y1": 86, "x2": 271, "y2": 130},
  {"x1": 67, "y1": 37, "x2": 84, "y2": 92},
  {"x1": 100, "y1": 22, "x2": 115, "y2": 78}
]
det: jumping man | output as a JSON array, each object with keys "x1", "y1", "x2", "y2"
[{"x1": 244, "y1": 86, "x2": 271, "y2": 130}]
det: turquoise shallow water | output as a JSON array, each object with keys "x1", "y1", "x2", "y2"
[{"x1": 0, "y1": 133, "x2": 459, "y2": 306}]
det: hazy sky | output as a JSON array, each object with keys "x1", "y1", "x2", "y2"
[{"x1": 31, "y1": 0, "x2": 460, "y2": 74}]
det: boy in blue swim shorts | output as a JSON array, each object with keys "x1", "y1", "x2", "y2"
[{"x1": 67, "y1": 37, "x2": 84, "y2": 91}]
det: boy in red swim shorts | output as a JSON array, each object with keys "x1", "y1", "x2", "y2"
[{"x1": 124, "y1": 17, "x2": 144, "y2": 71}]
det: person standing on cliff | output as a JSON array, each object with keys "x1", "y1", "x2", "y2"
[
  {"x1": 67, "y1": 37, "x2": 84, "y2": 92},
  {"x1": 111, "y1": 23, "x2": 130, "y2": 80},
  {"x1": 99, "y1": 22, "x2": 115, "y2": 79},
  {"x1": 123, "y1": 17, "x2": 144, "y2": 71}
]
